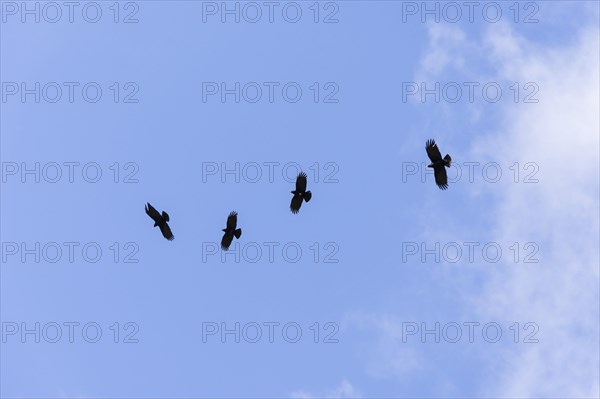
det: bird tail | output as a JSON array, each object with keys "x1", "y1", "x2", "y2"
[
  {"x1": 304, "y1": 191, "x2": 312, "y2": 202},
  {"x1": 444, "y1": 154, "x2": 452, "y2": 167},
  {"x1": 234, "y1": 228, "x2": 242, "y2": 239},
  {"x1": 162, "y1": 211, "x2": 170, "y2": 222}
]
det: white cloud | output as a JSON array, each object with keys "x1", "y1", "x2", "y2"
[
  {"x1": 342, "y1": 312, "x2": 424, "y2": 380},
  {"x1": 414, "y1": 16, "x2": 600, "y2": 398},
  {"x1": 469, "y1": 21, "x2": 600, "y2": 398},
  {"x1": 304, "y1": 14, "x2": 599, "y2": 399},
  {"x1": 290, "y1": 379, "x2": 360, "y2": 399},
  {"x1": 416, "y1": 23, "x2": 469, "y2": 81}
]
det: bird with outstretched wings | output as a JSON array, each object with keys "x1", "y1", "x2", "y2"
[
  {"x1": 425, "y1": 139, "x2": 452, "y2": 190},
  {"x1": 290, "y1": 172, "x2": 312, "y2": 214},
  {"x1": 145, "y1": 202, "x2": 174, "y2": 241},
  {"x1": 221, "y1": 211, "x2": 242, "y2": 250}
]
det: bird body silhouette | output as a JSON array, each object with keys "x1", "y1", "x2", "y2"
[
  {"x1": 425, "y1": 139, "x2": 452, "y2": 190},
  {"x1": 290, "y1": 172, "x2": 312, "y2": 214},
  {"x1": 221, "y1": 211, "x2": 242, "y2": 250},
  {"x1": 145, "y1": 202, "x2": 174, "y2": 240}
]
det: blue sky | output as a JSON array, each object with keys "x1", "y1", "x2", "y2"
[{"x1": 1, "y1": 1, "x2": 599, "y2": 398}]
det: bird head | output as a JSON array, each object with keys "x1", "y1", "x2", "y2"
[{"x1": 222, "y1": 228, "x2": 227, "y2": 232}]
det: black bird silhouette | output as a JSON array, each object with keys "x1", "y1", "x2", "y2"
[
  {"x1": 145, "y1": 202, "x2": 174, "y2": 241},
  {"x1": 221, "y1": 211, "x2": 242, "y2": 250},
  {"x1": 290, "y1": 172, "x2": 312, "y2": 214},
  {"x1": 425, "y1": 139, "x2": 452, "y2": 190}
]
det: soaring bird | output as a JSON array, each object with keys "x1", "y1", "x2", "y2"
[
  {"x1": 425, "y1": 139, "x2": 452, "y2": 190},
  {"x1": 221, "y1": 211, "x2": 242, "y2": 250},
  {"x1": 145, "y1": 202, "x2": 174, "y2": 241},
  {"x1": 290, "y1": 172, "x2": 312, "y2": 214}
]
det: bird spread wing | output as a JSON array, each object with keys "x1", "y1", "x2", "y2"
[
  {"x1": 226, "y1": 211, "x2": 238, "y2": 230},
  {"x1": 426, "y1": 139, "x2": 443, "y2": 162},
  {"x1": 145, "y1": 203, "x2": 162, "y2": 223},
  {"x1": 433, "y1": 165, "x2": 449, "y2": 190},
  {"x1": 160, "y1": 223, "x2": 175, "y2": 241},
  {"x1": 221, "y1": 232, "x2": 234, "y2": 250},
  {"x1": 290, "y1": 195, "x2": 302, "y2": 214},
  {"x1": 295, "y1": 172, "x2": 308, "y2": 192}
]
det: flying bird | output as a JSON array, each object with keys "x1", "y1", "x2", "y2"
[
  {"x1": 425, "y1": 139, "x2": 452, "y2": 190},
  {"x1": 221, "y1": 211, "x2": 242, "y2": 250},
  {"x1": 290, "y1": 172, "x2": 312, "y2": 214},
  {"x1": 145, "y1": 202, "x2": 174, "y2": 241}
]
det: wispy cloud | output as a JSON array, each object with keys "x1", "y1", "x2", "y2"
[
  {"x1": 290, "y1": 379, "x2": 361, "y2": 399},
  {"x1": 343, "y1": 312, "x2": 424, "y2": 380},
  {"x1": 416, "y1": 23, "x2": 469, "y2": 81},
  {"x1": 470, "y1": 21, "x2": 600, "y2": 398},
  {"x1": 415, "y1": 16, "x2": 599, "y2": 398}
]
